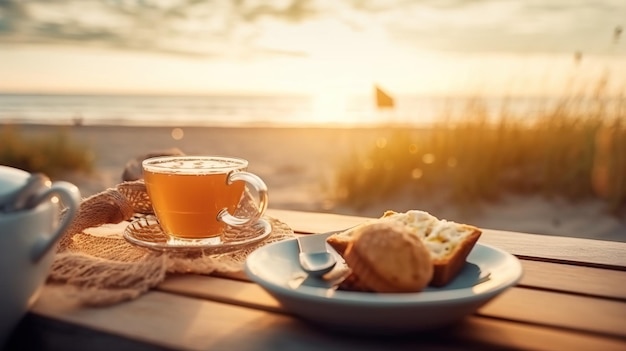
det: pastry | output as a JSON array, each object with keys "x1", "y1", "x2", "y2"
[
  {"x1": 327, "y1": 210, "x2": 482, "y2": 287},
  {"x1": 341, "y1": 221, "x2": 433, "y2": 293},
  {"x1": 381, "y1": 210, "x2": 481, "y2": 287}
]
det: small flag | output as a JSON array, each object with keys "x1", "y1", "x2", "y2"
[{"x1": 375, "y1": 85, "x2": 394, "y2": 109}]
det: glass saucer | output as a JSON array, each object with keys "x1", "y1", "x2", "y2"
[{"x1": 123, "y1": 215, "x2": 272, "y2": 254}]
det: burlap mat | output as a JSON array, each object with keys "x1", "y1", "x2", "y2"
[{"x1": 48, "y1": 180, "x2": 294, "y2": 306}]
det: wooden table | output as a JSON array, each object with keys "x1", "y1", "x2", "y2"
[{"x1": 4, "y1": 209, "x2": 626, "y2": 351}]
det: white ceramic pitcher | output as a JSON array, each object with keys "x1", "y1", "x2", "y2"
[{"x1": 0, "y1": 165, "x2": 81, "y2": 346}]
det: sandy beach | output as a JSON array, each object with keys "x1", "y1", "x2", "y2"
[{"x1": 13, "y1": 124, "x2": 626, "y2": 243}]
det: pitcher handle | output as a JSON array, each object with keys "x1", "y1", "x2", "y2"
[{"x1": 30, "y1": 181, "x2": 81, "y2": 262}]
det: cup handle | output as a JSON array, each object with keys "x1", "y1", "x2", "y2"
[
  {"x1": 30, "y1": 181, "x2": 81, "y2": 262},
  {"x1": 218, "y1": 171, "x2": 268, "y2": 227}
]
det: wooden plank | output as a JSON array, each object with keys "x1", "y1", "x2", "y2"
[
  {"x1": 6, "y1": 313, "x2": 173, "y2": 351},
  {"x1": 216, "y1": 240, "x2": 626, "y2": 301},
  {"x1": 452, "y1": 317, "x2": 626, "y2": 351},
  {"x1": 16, "y1": 312, "x2": 626, "y2": 351},
  {"x1": 159, "y1": 274, "x2": 626, "y2": 339},
  {"x1": 479, "y1": 229, "x2": 626, "y2": 270},
  {"x1": 268, "y1": 209, "x2": 626, "y2": 269},
  {"x1": 158, "y1": 274, "x2": 280, "y2": 311},
  {"x1": 478, "y1": 288, "x2": 626, "y2": 338},
  {"x1": 202, "y1": 260, "x2": 626, "y2": 303},
  {"x1": 28, "y1": 286, "x2": 482, "y2": 351},
  {"x1": 266, "y1": 209, "x2": 366, "y2": 233},
  {"x1": 31, "y1": 285, "x2": 626, "y2": 351},
  {"x1": 519, "y1": 260, "x2": 626, "y2": 301}
]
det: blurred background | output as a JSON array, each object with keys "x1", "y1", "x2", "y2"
[{"x1": 0, "y1": 0, "x2": 624, "y2": 126}]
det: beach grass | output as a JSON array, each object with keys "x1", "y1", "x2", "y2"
[
  {"x1": 0, "y1": 125, "x2": 94, "y2": 177},
  {"x1": 330, "y1": 95, "x2": 626, "y2": 213}
]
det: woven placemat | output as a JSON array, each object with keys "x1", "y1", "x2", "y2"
[{"x1": 48, "y1": 180, "x2": 294, "y2": 306}]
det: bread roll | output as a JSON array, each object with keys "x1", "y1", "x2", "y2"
[{"x1": 342, "y1": 222, "x2": 433, "y2": 293}]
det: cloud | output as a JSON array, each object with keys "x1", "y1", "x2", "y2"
[
  {"x1": 365, "y1": 0, "x2": 626, "y2": 55},
  {"x1": 0, "y1": 0, "x2": 319, "y2": 57},
  {"x1": 0, "y1": 0, "x2": 623, "y2": 57}
]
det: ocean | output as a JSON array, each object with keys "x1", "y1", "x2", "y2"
[{"x1": 0, "y1": 93, "x2": 588, "y2": 128}]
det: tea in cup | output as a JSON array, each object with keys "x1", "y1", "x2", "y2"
[
  {"x1": 142, "y1": 156, "x2": 268, "y2": 240},
  {"x1": 0, "y1": 165, "x2": 81, "y2": 346}
]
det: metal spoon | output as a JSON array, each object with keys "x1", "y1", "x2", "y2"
[
  {"x1": 297, "y1": 233, "x2": 338, "y2": 276},
  {"x1": 0, "y1": 173, "x2": 51, "y2": 213}
]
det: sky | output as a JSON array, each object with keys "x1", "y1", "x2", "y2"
[{"x1": 0, "y1": 0, "x2": 625, "y2": 97}]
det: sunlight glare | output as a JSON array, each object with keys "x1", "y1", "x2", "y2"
[{"x1": 310, "y1": 86, "x2": 350, "y2": 125}]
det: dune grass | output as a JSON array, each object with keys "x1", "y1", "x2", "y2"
[
  {"x1": 330, "y1": 95, "x2": 626, "y2": 213},
  {"x1": 0, "y1": 125, "x2": 94, "y2": 177}
]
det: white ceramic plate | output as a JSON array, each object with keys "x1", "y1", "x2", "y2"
[{"x1": 244, "y1": 233, "x2": 523, "y2": 333}]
